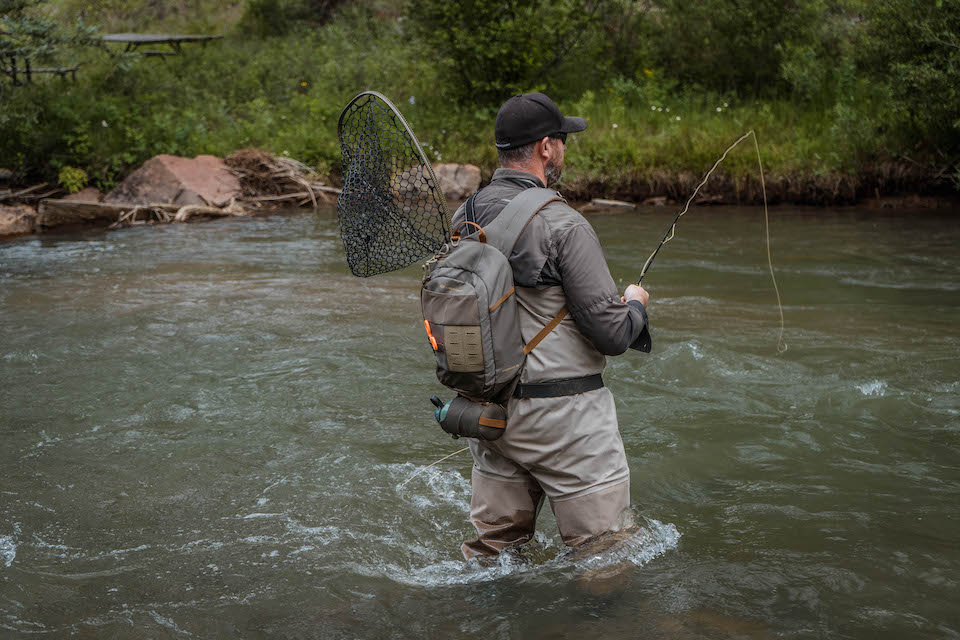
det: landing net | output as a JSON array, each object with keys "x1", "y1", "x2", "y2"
[{"x1": 336, "y1": 91, "x2": 450, "y2": 277}]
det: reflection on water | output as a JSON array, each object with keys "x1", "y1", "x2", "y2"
[{"x1": 1, "y1": 206, "x2": 959, "y2": 638}]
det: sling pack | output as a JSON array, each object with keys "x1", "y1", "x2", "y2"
[{"x1": 420, "y1": 188, "x2": 567, "y2": 418}]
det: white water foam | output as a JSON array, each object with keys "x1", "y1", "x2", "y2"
[
  {"x1": 0, "y1": 536, "x2": 16, "y2": 568},
  {"x1": 149, "y1": 611, "x2": 193, "y2": 637},
  {"x1": 856, "y1": 380, "x2": 887, "y2": 396},
  {"x1": 389, "y1": 463, "x2": 472, "y2": 512},
  {"x1": 360, "y1": 518, "x2": 682, "y2": 587}
]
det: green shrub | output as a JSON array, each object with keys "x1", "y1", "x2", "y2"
[{"x1": 57, "y1": 165, "x2": 88, "y2": 192}]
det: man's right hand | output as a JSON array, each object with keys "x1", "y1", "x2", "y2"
[{"x1": 621, "y1": 284, "x2": 650, "y2": 307}]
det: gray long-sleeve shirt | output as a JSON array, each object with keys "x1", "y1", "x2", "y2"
[{"x1": 451, "y1": 168, "x2": 651, "y2": 355}]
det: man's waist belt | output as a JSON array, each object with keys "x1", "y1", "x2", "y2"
[{"x1": 512, "y1": 374, "x2": 604, "y2": 399}]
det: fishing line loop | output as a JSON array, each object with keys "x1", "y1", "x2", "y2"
[
  {"x1": 398, "y1": 447, "x2": 469, "y2": 489},
  {"x1": 637, "y1": 130, "x2": 787, "y2": 353}
]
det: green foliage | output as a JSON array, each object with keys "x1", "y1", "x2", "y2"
[
  {"x1": 861, "y1": 0, "x2": 960, "y2": 152},
  {"x1": 57, "y1": 165, "x2": 87, "y2": 192},
  {"x1": 238, "y1": 0, "x2": 346, "y2": 37},
  {"x1": 407, "y1": 0, "x2": 602, "y2": 105},
  {"x1": 648, "y1": 0, "x2": 836, "y2": 95},
  {"x1": 1, "y1": 0, "x2": 955, "y2": 192}
]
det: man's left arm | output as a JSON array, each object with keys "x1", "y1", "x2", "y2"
[{"x1": 555, "y1": 222, "x2": 652, "y2": 355}]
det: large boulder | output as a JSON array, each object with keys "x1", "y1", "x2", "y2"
[
  {"x1": 104, "y1": 154, "x2": 241, "y2": 207},
  {"x1": 0, "y1": 204, "x2": 37, "y2": 239},
  {"x1": 433, "y1": 163, "x2": 482, "y2": 201},
  {"x1": 63, "y1": 186, "x2": 102, "y2": 202}
]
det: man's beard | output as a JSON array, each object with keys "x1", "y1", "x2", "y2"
[{"x1": 544, "y1": 152, "x2": 563, "y2": 187}]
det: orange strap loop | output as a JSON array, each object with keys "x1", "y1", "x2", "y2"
[
  {"x1": 451, "y1": 221, "x2": 486, "y2": 243},
  {"x1": 478, "y1": 417, "x2": 506, "y2": 429},
  {"x1": 423, "y1": 319, "x2": 438, "y2": 351}
]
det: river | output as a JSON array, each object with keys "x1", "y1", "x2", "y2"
[{"x1": 1, "y1": 205, "x2": 958, "y2": 638}]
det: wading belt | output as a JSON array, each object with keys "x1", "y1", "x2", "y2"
[{"x1": 513, "y1": 374, "x2": 604, "y2": 399}]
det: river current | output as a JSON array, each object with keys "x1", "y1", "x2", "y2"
[{"x1": 1, "y1": 205, "x2": 958, "y2": 638}]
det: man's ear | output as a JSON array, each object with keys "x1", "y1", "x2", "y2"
[{"x1": 536, "y1": 136, "x2": 552, "y2": 161}]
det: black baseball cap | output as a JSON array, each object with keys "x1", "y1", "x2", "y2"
[{"x1": 494, "y1": 92, "x2": 587, "y2": 150}]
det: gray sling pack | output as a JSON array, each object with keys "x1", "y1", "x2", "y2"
[{"x1": 420, "y1": 188, "x2": 568, "y2": 429}]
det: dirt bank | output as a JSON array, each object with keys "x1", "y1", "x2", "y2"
[{"x1": 554, "y1": 163, "x2": 959, "y2": 208}]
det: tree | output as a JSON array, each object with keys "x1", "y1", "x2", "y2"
[
  {"x1": 407, "y1": 0, "x2": 605, "y2": 105},
  {"x1": 862, "y1": 0, "x2": 960, "y2": 153},
  {"x1": 1, "y1": 0, "x2": 100, "y2": 74}
]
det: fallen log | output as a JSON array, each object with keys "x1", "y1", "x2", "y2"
[
  {"x1": 37, "y1": 199, "x2": 250, "y2": 230},
  {"x1": 37, "y1": 199, "x2": 132, "y2": 228}
]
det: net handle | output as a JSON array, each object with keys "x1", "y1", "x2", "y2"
[{"x1": 337, "y1": 90, "x2": 450, "y2": 225}]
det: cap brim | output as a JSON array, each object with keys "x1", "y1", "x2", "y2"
[{"x1": 560, "y1": 116, "x2": 587, "y2": 134}]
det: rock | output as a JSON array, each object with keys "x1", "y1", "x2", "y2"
[
  {"x1": 0, "y1": 204, "x2": 37, "y2": 238},
  {"x1": 641, "y1": 196, "x2": 670, "y2": 206},
  {"x1": 104, "y1": 154, "x2": 241, "y2": 207},
  {"x1": 693, "y1": 193, "x2": 726, "y2": 205},
  {"x1": 0, "y1": 168, "x2": 12, "y2": 184},
  {"x1": 589, "y1": 198, "x2": 636, "y2": 209},
  {"x1": 433, "y1": 163, "x2": 481, "y2": 201},
  {"x1": 861, "y1": 194, "x2": 952, "y2": 210},
  {"x1": 63, "y1": 186, "x2": 102, "y2": 202}
]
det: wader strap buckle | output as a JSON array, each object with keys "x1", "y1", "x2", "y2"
[{"x1": 512, "y1": 374, "x2": 604, "y2": 399}]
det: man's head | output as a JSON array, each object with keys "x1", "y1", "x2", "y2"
[{"x1": 494, "y1": 92, "x2": 587, "y2": 186}]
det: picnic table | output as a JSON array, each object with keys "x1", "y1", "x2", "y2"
[
  {"x1": 1, "y1": 48, "x2": 79, "y2": 85},
  {"x1": 102, "y1": 33, "x2": 223, "y2": 57}
]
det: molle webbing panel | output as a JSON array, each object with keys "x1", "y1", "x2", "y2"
[{"x1": 445, "y1": 325, "x2": 483, "y2": 372}]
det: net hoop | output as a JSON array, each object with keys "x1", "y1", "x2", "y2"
[{"x1": 338, "y1": 91, "x2": 449, "y2": 222}]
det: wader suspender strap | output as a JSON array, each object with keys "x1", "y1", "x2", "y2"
[
  {"x1": 484, "y1": 187, "x2": 568, "y2": 355},
  {"x1": 465, "y1": 193, "x2": 477, "y2": 225}
]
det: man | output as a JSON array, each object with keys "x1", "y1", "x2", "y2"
[{"x1": 454, "y1": 92, "x2": 652, "y2": 560}]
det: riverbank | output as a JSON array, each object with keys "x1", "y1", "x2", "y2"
[
  {"x1": 3, "y1": 150, "x2": 958, "y2": 242},
  {"x1": 557, "y1": 163, "x2": 958, "y2": 207}
]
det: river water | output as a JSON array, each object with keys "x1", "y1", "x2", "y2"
[{"x1": 1, "y1": 205, "x2": 958, "y2": 638}]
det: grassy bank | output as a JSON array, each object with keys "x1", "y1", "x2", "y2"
[{"x1": 1, "y1": 1, "x2": 955, "y2": 204}]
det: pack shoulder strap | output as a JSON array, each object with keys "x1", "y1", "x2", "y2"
[
  {"x1": 484, "y1": 187, "x2": 562, "y2": 258},
  {"x1": 484, "y1": 187, "x2": 566, "y2": 355}
]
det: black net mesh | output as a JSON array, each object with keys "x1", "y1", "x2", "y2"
[{"x1": 336, "y1": 92, "x2": 449, "y2": 277}]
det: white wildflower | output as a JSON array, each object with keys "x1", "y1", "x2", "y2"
[
  {"x1": 101, "y1": 120, "x2": 108, "y2": 128},
  {"x1": 612, "y1": 123, "x2": 618, "y2": 129},
  {"x1": 676, "y1": 116, "x2": 681, "y2": 121},
  {"x1": 409, "y1": 96, "x2": 415, "y2": 105}
]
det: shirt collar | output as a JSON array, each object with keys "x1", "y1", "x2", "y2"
[{"x1": 491, "y1": 167, "x2": 545, "y2": 188}]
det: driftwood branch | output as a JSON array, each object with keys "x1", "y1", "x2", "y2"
[
  {"x1": 242, "y1": 185, "x2": 342, "y2": 204},
  {"x1": 0, "y1": 183, "x2": 57, "y2": 203},
  {"x1": 37, "y1": 199, "x2": 251, "y2": 230},
  {"x1": 226, "y1": 150, "x2": 341, "y2": 208}
]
